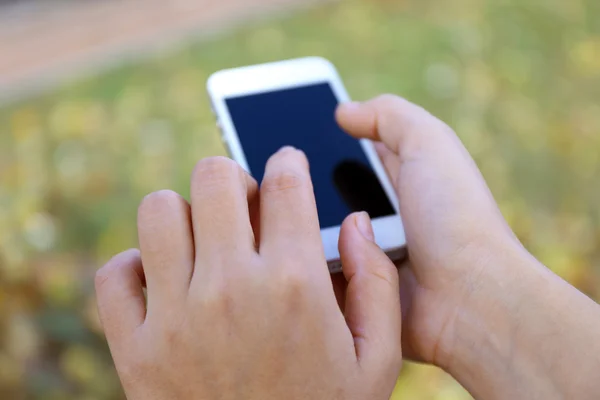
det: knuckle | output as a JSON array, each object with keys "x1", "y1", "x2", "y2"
[
  {"x1": 201, "y1": 282, "x2": 235, "y2": 315},
  {"x1": 273, "y1": 268, "x2": 311, "y2": 314},
  {"x1": 278, "y1": 267, "x2": 310, "y2": 294},
  {"x1": 261, "y1": 170, "x2": 306, "y2": 194},
  {"x1": 162, "y1": 323, "x2": 184, "y2": 348},
  {"x1": 370, "y1": 261, "x2": 399, "y2": 288},
  {"x1": 117, "y1": 351, "x2": 152, "y2": 384}
]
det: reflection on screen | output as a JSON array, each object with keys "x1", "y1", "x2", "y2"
[{"x1": 225, "y1": 82, "x2": 394, "y2": 229}]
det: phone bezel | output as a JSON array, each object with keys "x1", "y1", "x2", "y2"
[{"x1": 207, "y1": 57, "x2": 406, "y2": 269}]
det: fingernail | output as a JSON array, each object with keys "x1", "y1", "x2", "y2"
[
  {"x1": 278, "y1": 145, "x2": 297, "y2": 154},
  {"x1": 355, "y1": 212, "x2": 374, "y2": 242}
]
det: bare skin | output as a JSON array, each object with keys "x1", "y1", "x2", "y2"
[
  {"x1": 95, "y1": 148, "x2": 402, "y2": 400},
  {"x1": 96, "y1": 94, "x2": 600, "y2": 399},
  {"x1": 336, "y1": 96, "x2": 600, "y2": 400}
]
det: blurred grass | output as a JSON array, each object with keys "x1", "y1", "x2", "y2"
[{"x1": 1, "y1": 0, "x2": 600, "y2": 398}]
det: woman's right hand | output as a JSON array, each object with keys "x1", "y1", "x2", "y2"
[
  {"x1": 336, "y1": 95, "x2": 600, "y2": 400},
  {"x1": 337, "y1": 95, "x2": 527, "y2": 367}
]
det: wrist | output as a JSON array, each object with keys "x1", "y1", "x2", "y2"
[
  {"x1": 438, "y1": 240, "x2": 600, "y2": 399},
  {"x1": 437, "y1": 242, "x2": 563, "y2": 398}
]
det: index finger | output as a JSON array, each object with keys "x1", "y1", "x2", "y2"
[{"x1": 259, "y1": 147, "x2": 326, "y2": 272}]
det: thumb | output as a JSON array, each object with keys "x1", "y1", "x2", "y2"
[
  {"x1": 336, "y1": 96, "x2": 514, "y2": 272},
  {"x1": 339, "y1": 212, "x2": 402, "y2": 377}
]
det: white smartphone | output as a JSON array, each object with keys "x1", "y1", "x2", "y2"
[{"x1": 207, "y1": 57, "x2": 406, "y2": 272}]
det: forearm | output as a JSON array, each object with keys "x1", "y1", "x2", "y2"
[{"x1": 442, "y1": 246, "x2": 600, "y2": 399}]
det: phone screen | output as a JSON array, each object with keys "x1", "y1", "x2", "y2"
[{"x1": 225, "y1": 82, "x2": 395, "y2": 229}]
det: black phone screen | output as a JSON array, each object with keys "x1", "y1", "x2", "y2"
[{"x1": 225, "y1": 82, "x2": 395, "y2": 229}]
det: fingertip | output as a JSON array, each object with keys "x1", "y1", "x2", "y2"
[
  {"x1": 95, "y1": 248, "x2": 147, "y2": 339},
  {"x1": 340, "y1": 212, "x2": 373, "y2": 243},
  {"x1": 336, "y1": 101, "x2": 377, "y2": 140},
  {"x1": 259, "y1": 144, "x2": 322, "y2": 268},
  {"x1": 354, "y1": 211, "x2": 375, "y2": 242},
  {"x1": 271, "y1": 146, "x2": 309, "y2": 168},
  {"x1": 261, "y1": 146, "x2": 310, "y2": 182},
  {"x1": 338, "y1": 214, "x2": 402, "y2": 372},
  {"x1": 110, "y1": 247, "x2": 141, "y2": 264},
  {"x1": 338, "y1": 213, "x2": 361, "y2": 251},
  {"x1": 277, "y1": 145, "x2": 299, "y2": 153},
  {"x1": 336, "y1": 101, "x2": 362, "y2": 118},
  {"x1": 338, "y1": 213, "x2": 376, "y2": 278},
  {"x1": 96, "y1": 248, "x2": 144, "y2": 288},
  {"x1": 339, "y1": 213, "x2": 401, "y2": 288}
]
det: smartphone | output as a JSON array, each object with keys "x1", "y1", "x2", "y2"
[{"x1": 207, "y1": 57, "x2": 406, "y2": 272}]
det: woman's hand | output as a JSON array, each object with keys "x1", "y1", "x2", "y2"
[
  {"x1": 337, "y1": 95, "x2": 522, "y2": 366},
  {"x1": 95, "y1": 148, "x2": 403, "y2": 400},
  {"x1": 337, "y1": 95, "x2": 600, "y2": 400}
]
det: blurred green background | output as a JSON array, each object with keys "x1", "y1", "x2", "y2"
[{"x1": 1, "y1": 0, "x2": 600, "y2": 398}]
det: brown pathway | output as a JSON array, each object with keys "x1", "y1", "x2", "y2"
[{"x1": 0, "y1": 0, "x2": 326, "y2": 103}]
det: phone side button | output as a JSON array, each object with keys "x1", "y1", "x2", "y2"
[
  {"x1": 214, "y1": 120, "x2": 224, "y2": 140},
  {"x1": 217, "y1": 125, "x2": 233, "y2": 156}
]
